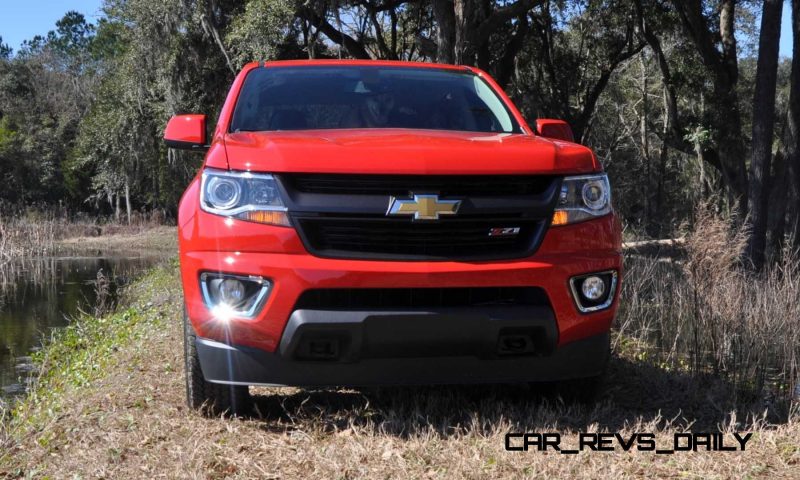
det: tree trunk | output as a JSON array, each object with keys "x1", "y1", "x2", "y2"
[
  {"x1": 432, "y1": 0, "x2": 456, "y2": 63},
  {"x1": 453, "y1": 0, "x2": 475, "y2": 65},
  {"x1": 639, "y1": 52, "x2": 651, "y2": 231},
  {"x1": 715, "y1": 0, "x2": 748, "y2": 215},
  {"x1": 712, "y1": 92, "x2": 748, "y2": 213},
  {"x1": 200, "y1": 13, "x2": 235, "y2": 74},
  {"x1": 656, "y1": 86, "x2": 670, "y2": 235},
  {"x1": 124, "y1": 179, "x2": 132, "y2": 225},
  {"x1": 634, "y1": 0, "x2": 685, "y2": 151},
  {"x1": 746, "y1": 0, "x2": 783, "y2": 269},
  {"x1": 789, "y1": 0, "x2": 800, "y2": 251},
  {"x1": 493, "y1": 14, "x2": 529, "y2": 89},
  {"x1": 769, "y1": 149, "x2": 789, "y2": 259}
]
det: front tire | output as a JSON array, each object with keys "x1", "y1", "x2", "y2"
[
  {"x1": 184, "y1": 308, "x2": 251, "y2": 416},
  {"x1": 555, "y1": 371, "x2": 606, "y2": 404},
  {"x1": 532, "y1": 336, "x2": 610, "y2": 404}
]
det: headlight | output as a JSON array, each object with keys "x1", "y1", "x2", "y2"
[
  {"x1": 200, "y1": 169, "x2": 291, "y2": 226},
  {"x1": 551, "y1": 173, "x2": 612, "y2": 226}
]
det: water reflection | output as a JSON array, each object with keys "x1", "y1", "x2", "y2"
[{"x1": 0, "y1": 255, "x2": 162, "y2": 402}]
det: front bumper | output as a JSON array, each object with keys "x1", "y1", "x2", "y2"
[
  {"x1": 179, "y1": 208, "x2": 622, "y2": 385},
  {"x1": 196, "y1": 327, "x2": 610, "y2": 386}
]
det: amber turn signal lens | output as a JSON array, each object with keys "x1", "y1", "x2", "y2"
[
  {"x1": 238, "y1": 210, "x2": 291, "y2": 227},
  {"x1": 551, "y1": 210, "x2": 569, "y2": 226}
]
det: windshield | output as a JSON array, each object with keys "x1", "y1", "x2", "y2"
[{"x1": 230, "y1": 66, "x2": 521, "y2": 134}]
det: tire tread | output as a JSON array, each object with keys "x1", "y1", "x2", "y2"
[{"x1": 183, "y1": 308, "x2": 251, "y2": 416}]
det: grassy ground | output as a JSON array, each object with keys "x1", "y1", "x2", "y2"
[{"x1": 0, "y1": 259, "x2": 798, "y2": 478}]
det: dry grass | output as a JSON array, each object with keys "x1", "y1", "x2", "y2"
[
  {"x1": 618, "y1": 203, "x2": 800, "y2": 415},
  {"x1": 1, "y1": 260, "x2": 799, "y2": 478},
  {"x1": 57, "y1": 225, "x2": 177, "y2": 255},
  {"x1": 0, "y1": 208, "x2": 172, "y2": 261},
  {"x1": 54, "y1": 210, "x2": 171, "y2": 241},
  {"x1": 0, "y1": 214, "x2": 58, "y2": 262}
]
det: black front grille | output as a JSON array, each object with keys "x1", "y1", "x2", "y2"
[
  {"x1": 294, "y1": 216, "x2": 544, "y2": 260},
  {"x1": 279, "y1": 174, "x2": 560, "y2": 261},
  {"x1": 294, "y1": 287, "x2": 550, "y2": 310},
  {"x1": 282, "y1": 174, "x2": 555, "y2": 197}
]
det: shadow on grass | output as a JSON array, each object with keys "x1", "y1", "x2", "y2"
[{"x1": 246, "y1": 355, "x2": 795, "y2": 437}]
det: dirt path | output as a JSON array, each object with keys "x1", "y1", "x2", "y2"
[{"x1": 1, "y1": 262, "x2": 798, "y2": 478}]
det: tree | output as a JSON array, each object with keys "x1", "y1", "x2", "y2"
[
  {"x1": 0, "y1": 37, "x2": 10, "y2": 59},
  {"x1": 513, "y1": 0, "x2": 644, "y2": 142},
  {"x1": 789, "y1": 0, "x2": 800, "y2": 251},
  {"x1": 47, "y1": 11, "x2": 96, "y2": 59},
  {"x1": 670, "y1": 0, "x2": 749, "y2": 213},
  {"x1": 0, "y1": 11, "x2": 100, "y2": 208},
  {"x1": 746, "y1": 0, "x2": 783, "y2": 268},
  {"x1": 226, "y1": 0, "x2": 295, "y2": 66}
]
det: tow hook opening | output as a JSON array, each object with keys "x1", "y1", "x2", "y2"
[
  {"x1": 496, "y1": 327, "x2": 545, "y2": 356},
  {"x1": 296, "y1": 337, "x2": 341, "y2": 361}
]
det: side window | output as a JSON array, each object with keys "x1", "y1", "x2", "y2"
[{"x1": 472, "y1": 77, "x2": 513, "y2": 132}]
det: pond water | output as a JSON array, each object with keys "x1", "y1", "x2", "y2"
[{"x1": 0, "y1": 255, "x2": 163, "y2": 404}]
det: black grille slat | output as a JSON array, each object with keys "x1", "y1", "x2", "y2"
[
  {"x1": 284, "y1": 174, "x2": 554, "y2": 197},
  {"x1": 295, "y1": 217, "x2": 542, "y2": 260}
]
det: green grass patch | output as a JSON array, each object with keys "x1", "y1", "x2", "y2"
[{"x1": 0, "y1": 258, "x2": 181, "y2": 462}]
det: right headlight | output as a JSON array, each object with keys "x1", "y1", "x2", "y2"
[
  {"x1": 551, "y1": 173, "x2": 612, "y2": 226},
  {"x1": 200, "y1": 169, "x2": 291, "y2": 226}
]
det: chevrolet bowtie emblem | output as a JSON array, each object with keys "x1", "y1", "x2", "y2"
[{"x1": 386, "y1": 194, "x2": 461, "y2": 221}]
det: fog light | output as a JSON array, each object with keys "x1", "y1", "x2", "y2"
[
  {"x1": 569, "y1": 270, "x2": 617, "y2": 313},
  {"x1": 200, "y1": 273, "x2": 272, "y2": 319},
  {"x1": 580, "y1": 276, "x2": 606, "y2": 301},
  {"x1": 219, "y1": 278, "x2": 246, "y2": 305}
]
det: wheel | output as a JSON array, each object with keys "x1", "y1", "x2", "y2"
[
  {"x1": 555, "y1": 371, "x2": 606, "y2": 404},
  {"x1": 183, "y1": 307, "x2": 251, "y2": 417},
  {"x1": 531, "y1": 338, "x2": 610, "y2": 405},
  {"x1": 558, "y1": 335, "x2": 611, "y2": 404}
]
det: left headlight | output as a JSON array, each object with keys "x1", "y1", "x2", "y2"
[
  {"x1": 551, "y1": 173, "x2": 612, "y2": 226},
  {"x1": 200, "y1": 169, "x2": 291, "y2": 226}
]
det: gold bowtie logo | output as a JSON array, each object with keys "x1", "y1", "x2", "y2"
[{"x1": 386, "y1": 194, "x2": 461, "y2": 221}]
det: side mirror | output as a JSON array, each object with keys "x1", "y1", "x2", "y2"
[
  {"x1": 164, "y1": 114, "x2": 208, "y2": 151},
  {"x1": 536, "y1": 119, "x2": 574, "y2": 142}
]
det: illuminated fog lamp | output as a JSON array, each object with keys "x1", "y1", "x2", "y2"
[
  {"x1": 200, "y1": 273, "x2": 272, "y2": 319},
  {"x1": 580, "y1": 276, "x2": 606, "y2": 301},
  {"x1": 218, "y1": 278, "x2": 246, "y2": 305},
  {"x1": 211, "y1": 303, "x2": 236, "y2": 323}
]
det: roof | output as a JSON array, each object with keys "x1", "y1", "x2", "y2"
[{"x1": 260, "y1": 59, "x2": 472, "y2": 72}]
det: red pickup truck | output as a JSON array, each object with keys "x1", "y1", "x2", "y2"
[{"x1": 164, "y1": 60, "x2": 622, "y2": 415}]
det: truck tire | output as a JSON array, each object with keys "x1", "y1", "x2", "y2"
[
  {"x1": 555, "y1": 345, "x2": 609, "y2": 404},
  {"x1": 533, "y1": 338, "x2": 609, "y2": 404},
  {"x1": 183, "y1": 308, "x2": 251, "y2": 417},
  {"x1": 556, "y1": 370, "x2": 606, "y2": 404}
]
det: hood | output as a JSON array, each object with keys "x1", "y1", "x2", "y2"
[{"x1": 220, "y1": 129, "x2": 599, "y2": 175}]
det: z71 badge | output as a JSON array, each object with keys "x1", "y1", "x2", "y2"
[{"x1": 488, "y1": 227, "x2": 521, "y2": 237}]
